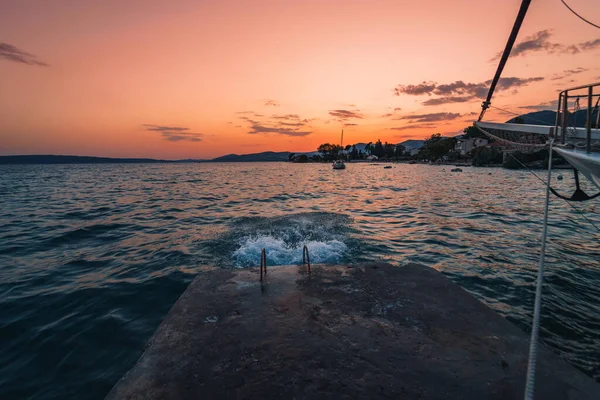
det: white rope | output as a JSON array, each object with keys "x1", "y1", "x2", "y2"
[{"x1": 524, "y1": 139, "x2": 554, "y2": 400}]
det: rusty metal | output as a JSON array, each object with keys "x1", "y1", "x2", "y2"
[{"x1": 302, "y1": 245, "x2": 311, "y2": 275}]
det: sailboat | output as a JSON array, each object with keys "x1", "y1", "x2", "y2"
[
  {"x1": 471, "y1": 1, "x2": 600, "y2": 398},
  {"x1": 332, "y1": 129, "x2": 346, "y2": 169}
]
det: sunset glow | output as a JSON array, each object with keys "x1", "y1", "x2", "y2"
[{"x1": 1, "y1": 0, "x2": 599, "y2": 159}]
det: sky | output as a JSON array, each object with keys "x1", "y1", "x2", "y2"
[{"x1": 0, "y1": 0, "x2": 599, "y2": 159}]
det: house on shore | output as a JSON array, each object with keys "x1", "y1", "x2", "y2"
[{"x1": 455, "y1": 135, "x2": 489, "y2": 156}]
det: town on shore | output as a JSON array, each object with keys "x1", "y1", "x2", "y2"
[{"x1": 290, "y1": 126, "x2": 562, "y2": 170}]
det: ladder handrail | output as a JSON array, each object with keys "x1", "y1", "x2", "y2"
[
  {"x1": 259, "y1": 248, "x2": 267, "y2": 282},
  {"x1": 302, "y1": 245, "x2": 311, "y2": 275}
]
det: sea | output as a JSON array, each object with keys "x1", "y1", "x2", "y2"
[{"x1": 1, "y1": 162, "x2": 599, "y2": 399}]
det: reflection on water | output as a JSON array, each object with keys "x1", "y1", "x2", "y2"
[{"x1": 0, "y1": 162, "x2": 599, "y2": 399}]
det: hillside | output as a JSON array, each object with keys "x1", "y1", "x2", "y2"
[
  {"x1": 0, "y1": 155, "x2": 169, "y2": 164},
  {"x1": 211, "y1": 151, "x2": 291, "y2": 162},
  {"x1": 507, "y1": 109, "x2": 595, "y2": 126}
]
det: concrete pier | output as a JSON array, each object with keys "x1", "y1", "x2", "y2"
[{"x1": 107, "y1": 263, "x2": 599, "y2": 399}]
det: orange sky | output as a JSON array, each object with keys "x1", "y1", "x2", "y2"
[{"x1": 0, "y1": 0, "x2": 598, "y2": 159}]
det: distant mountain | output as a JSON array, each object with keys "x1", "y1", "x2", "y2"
[
  {"x1": 398, "y1": 139, "x2": 425, "y2": 150},
  {"x1": 507, "y1": 109, "x2": 594, "y2": 126},
  {"x1": 0, "y1": 155, "x2": 171, "y2": 164},
  {"x1": 211, "y1": 151, "x2": 291, "y2": 162}
]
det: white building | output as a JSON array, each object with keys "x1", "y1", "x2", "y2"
[{"x1": 455, "y1": 135, "x2": 488, "y2": 156}]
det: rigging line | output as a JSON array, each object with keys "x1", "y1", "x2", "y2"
[
  {"x1": 473, "y1": 123, "x2": 600, "y2": 232},
  {"x1": 505, "y1": 151, "x2": 600, "y2": 233},
  {"x1": 489, "y1": 105, "x2": 556, "y2": 126},
  {"x1": 560, "y1": 0, "x2": 600, "y2": 30},
  {"x1": 524, "y1": 140, "x2": 553, "y2": 400},
  {"x1": 478, "y1": 0, "x2": 532, "y2": 122}
]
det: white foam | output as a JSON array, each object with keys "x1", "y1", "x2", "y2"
[{"x1": 232, "y1": 236, "x2": 348, "y2": 268}]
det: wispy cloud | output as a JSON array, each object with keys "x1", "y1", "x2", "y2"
[
  {"x1": 518, "y1": 99, "x2": 559, "y2": 111},
  {"x1": 328, "y1": 109, "x2": 363, "y2": 119},
  {"x1": 390, "y1": 123, "x2": 437, "y2": 131},
  {"x1": 236, "y1": 111, "x2": 314, "y2": 137},
  {"x1": 394, "y1": 77, "x2": 543, "y2": 106},
  {"x1": 550, "y1": 67, "x2": 588, "y2": 81},
  {"x1": 579, "y1": 39, "x2": 600, "y2": 51},
  {"x1": 491, "y1": 31, "x2": 600, "y2": 60},
  {"x1": 142, "y1": 124, "x2": 204, "y2": 142},
  {"x1": 0, "y1": 43, "x2": 48, "y2": 66},
  {"x1": 381, "y1": 113, "x2": 393, "y2": 118},
  {"x1": 398, "y1": 112, "x2": 462, "y2": 123},
  {"x1": 393, "y1": 81, "x2": 436, "y2": 96},
  {"x1": 492, "y1": 30, "x2": 562, "y2": 60},
  {"x1": 264, "y1": 99, "x2": 280, "y2": 107}
]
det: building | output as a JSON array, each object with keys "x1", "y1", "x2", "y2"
[{"x1": 455, "y1": 135, "x2": 488, "y2": 156}]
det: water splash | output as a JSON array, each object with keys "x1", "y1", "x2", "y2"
[{"x1": 232, "y1": 236, "x2": 347, "y2": 267}]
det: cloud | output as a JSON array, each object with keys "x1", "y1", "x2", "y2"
[
  {"x1": 248, "y1": 123, "x2": 311, "y2": 136},
  {"x1": 432, "y1": 81, "x2": 488, "y2": 97},
  {"x1": 394, "y1": 107, "x2": 402, "y2": 111},
  {"x1": 390, "y1": 123, "x2": 437, "y2": 131},
  {"x1": 490, "y1": 76, "x2": 544, "y2": 91},
  {"x1": 398, "y1": 112, "x2": 462, "y2": 123},
  {"x1": 0, "y1": 43, "x2": 48, "y2": 66},
  {"x1": 579, "y1": 39, "x2": 600, "y2": 51},
  {"x1": 502, "y1": 30, "x2": 562, "y2": 59},
  {"x1": 564, "y1": 45, "x2": 581, "y2": 55},
  {"x1": 491, "y1": 31, "x2": 599, "y2": 60},
  {"x1": 518, "y1": 99, "x2": 559, "y2": 111},
  {"x1": 381, "y1": 113, "x2": 393, "y2": 118},
  {"x1": 422, "y1": 96, "x2": 477, "y2": 106},
  {"x1": 393, "y1": 81, "x2": 436, "y2": 96},
  {"x1": 344, "y1": 123, "x2": 359, "y2": 127},
  {"x1": 142, "y1": 124, "x2": 204, "y2": 142},
  {"x1": 271, "y1": 114, "x2": 301, "y2": 120},
  {"x1": 328, "y1": 109, "x2": 364, "y2": 120},
  {"x1": 394, "y1": 76, "x2": 543, "y2": 106},
  {"x1": 264, "y1": 99, "x2": 280, "y2": 107},
  {"x1": 550, "y1": 67, "x2": 588, "y2": 81},
  {"x1": 236, "y1": 111, "x2": 314, "y2": 136}
]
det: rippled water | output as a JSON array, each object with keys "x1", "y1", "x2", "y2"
[{"x1": 1, "y1": 163, "x2": 599, "y2": 399}]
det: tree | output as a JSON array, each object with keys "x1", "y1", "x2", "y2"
[
  {"x1": 288, "y1": 153, "x2": 296, "y2": 161},
  {"x1": 295, "y1": 154, "x2": 309, "y2": 163},
  {"x1": 384, "y1": 142, "x2": 395, "y2": 158},
  {"x1": 317, "y1": 143, "x2": 343, "y2": 161},
  {"x1": 345, "y1": 144, "x2": 352, "y2": 151},
  {"x1": 374, "y1": 139, "x2": 385, "y2": 158},
  {"x1": 463, "y1": 126, "x2": 486, "y2": 139},
  {"x1": 394, "y1": 144, "x2": 405, "y2": 158},
  {"x1": 419, "y1": 133, "x2": 456, "y2": 161},
  {"x1": 364, "y1": 142, "x2": 373, "y2": 155},
  {"x1": 351, "y1": 145, "x2": 358, "y2": 160}
]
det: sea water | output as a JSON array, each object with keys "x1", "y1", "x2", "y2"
[{"x1": 1, "y1": 162, "x2": 599, "y2": 399}]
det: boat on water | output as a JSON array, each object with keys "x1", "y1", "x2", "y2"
[
  {"x1": 332, "y1": 159, "x2": 345, "y2": 169},
  {"x1": 332, "y1": 129, "x2": 346, "y2": 169},
  {"x1": 475, "y1": 81, "x2": 600, "y2": 191}
]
